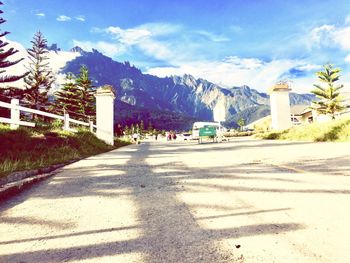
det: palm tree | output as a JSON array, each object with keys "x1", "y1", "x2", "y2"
[{"x1": 311, "y1": 64, "x2": 344, "y2": 120}]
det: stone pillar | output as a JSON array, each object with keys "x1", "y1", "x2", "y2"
[
  {"x1": 270, "y1": 82, "x2": 292, "y2": 130},
  {"x1": 95, "y1": 85, "x2": 116, "y2": 145}
]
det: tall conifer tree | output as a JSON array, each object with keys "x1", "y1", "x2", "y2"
[
  {"x1": 54, "y1": 73, "x2": 83, "y2": 119},
  {"x1": 24, "y1": 31, "x2": 54, "y2": 109},
  {"x1": 0, "y1": 1, "x2": 27, "y2": 86},
  {"x1": 76, "y1": 65, "x2": 95, "y2": 119}
]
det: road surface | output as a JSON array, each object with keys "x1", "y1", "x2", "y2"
[{"x1": 1, "y1": 137, "x2": 350, "y2": 262}]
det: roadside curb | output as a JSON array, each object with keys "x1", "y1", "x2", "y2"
[{"x1": 0, "y1": 159, "x2": 79, "y2": 201}]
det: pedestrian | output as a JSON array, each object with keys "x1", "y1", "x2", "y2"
[
  {"x1": 168, "y1": 132, "x2": 172, "y2": 141},
  {"x1": 172, "y1": 132, "x2": 177, "y2": 140},
  {"x1": 132, "y1": 132, "x2": 139, "y2": 144}
]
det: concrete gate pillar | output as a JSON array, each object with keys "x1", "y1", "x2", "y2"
[
  {"x1": 95, "y1": 85, "x2": 116, "y2": 146},
  {"x1": 270, "y1": 82, "x2": 292, "y2": 131}
]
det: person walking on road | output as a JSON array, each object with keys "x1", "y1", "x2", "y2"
[{"x1": 132, "y1": 132, "x2": 139, "y2": 144}]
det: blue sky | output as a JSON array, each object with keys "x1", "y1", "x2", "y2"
[{"x1": 3, "y1": 0, "x2": 350, "y2": 92}]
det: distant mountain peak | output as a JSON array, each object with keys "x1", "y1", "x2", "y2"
[
  {"x1": 70, "y1": 46, "x2": 86, "y2": 54},
  {"x1": 47, "y1": 43, "x2": 61, "y2": 52}
]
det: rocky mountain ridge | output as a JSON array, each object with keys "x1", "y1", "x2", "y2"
[{"x1": 59, "y1": 46, "x2": 314, "y2": 129}]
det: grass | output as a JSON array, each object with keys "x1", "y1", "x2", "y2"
[
  {"x1": 256, "y1": 118, "x2": 350, "y2": 142},
  {"x1": 0, "y1": 124, "x2": 131, "y2": 178}
]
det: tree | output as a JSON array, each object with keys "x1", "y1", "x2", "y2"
[
  {"x1": 54, "y1": 73, "x2": 83, "y2": 119},
  {"x1": 311, "y1": 64, "x2": 344, "y2": 120},
  {"x1": 147, "y1": 121, "x2": 153, "y2": 133},
  {"x1": 114, "y1": 123, "x2": 123, "y2": 137},
  {"x1": 76, "y1": 65, "x2": 96, "y2": 119},
  {"x1": 237, "y1": 118, "x2": 245, "y2": 131},
  {"x1": 0, "y1": 1, "x2": 28, "y2": 118},
  {"x1": 124, "y1": 125, "x2": 130, "y2": 135},
  {"x1": 140, "y1": 120, "x2": 144, "y2": 134},
  {"x1": 24, "y1": 31, "x2": 54, "y2": 109},
  {"x1": 0, "y1": 1, "x2": 27, "y2": 86}
]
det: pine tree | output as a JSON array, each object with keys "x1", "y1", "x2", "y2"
[
  {"x1": 311, "y1": 64, "x2": 344, "y2": 120},
  {"x1": 76, "y1": 65, "x2": 95, "y2": 119},
  {"x1": 124, "y1": 125, "x2": 130, "y2": 135},
  {"x1": 24, "y1": 31, "x2": 54, "y2": 110},
  {"x1": 148, "y1": 121, "x2": 153, "y2": 133},
  {"x1": 140, "y1": 120, "x2": 144, "y2": 134},
  {"x1": 0, "y1": 1, "x2": 27, "y2": 86},
  {"x1": 54, "y1": 73, "x2": 83, "y2": 119}
]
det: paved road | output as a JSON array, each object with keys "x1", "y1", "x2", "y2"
[{"x1": 1, "y1": 137, "x2": 350, "y2": 262}]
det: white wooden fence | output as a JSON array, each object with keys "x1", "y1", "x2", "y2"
[
  {"x1": 0, "y1": 98, "x2": 96, "y2": 132},
  {"x1": 1, "y1": 86, "x2": 116, "y2": 145}
]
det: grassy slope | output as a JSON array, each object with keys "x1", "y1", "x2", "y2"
[
  {"x1": 0, "y1": 124, "x2": 130, "y2": 178},
  {"x1": 257, "y1": 118, "x2": 350, "y2": 142}
]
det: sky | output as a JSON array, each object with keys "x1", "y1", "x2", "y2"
[{"x1": 3, "y1": 0, "x2": 350, "y2": 93}]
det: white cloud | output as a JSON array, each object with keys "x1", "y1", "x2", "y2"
[
  {"x1": 222, "y1": 56, "x2": 263, "y2": 69},
  {"x1": 35, "y1": 13, "x2": 45, "y2": 17},
  {"x1": 345, "y1": 54, "x2": 350, "y2": 63},
  {"x1": 308, "y1": 23, "x2": 350, "y2": 51},
  {"x1": 345, "y1": 15, "x2": 350, "y2": 25},
  {"x1": 137, "y1": 23, "x2": 182, "y2": 36},
  {"x1": 0, "y1": 39, "x2": 80, "y2": 90},
  {"x1": 196, "y1": 30, "x2": 230, "y2": 42},
  {"x1": 56, "y1": 15, "x2": 72, "y2": 22},
  {"x1": 1, "y1": 39, "x2": 28, "y2": 88},
  {"x1": 75, "y1": 15, "x2": 85, "y2": 22},
  {"x1": 72, "y1": 40, "x2": 126, "y2": 57},
  {"x1": 334, "y1": 27, "x2": 350, "y2": 50},
  {"x1": 295, "y1": 64, "x2": 322, "y2": 71},
  {"x1": 138, "y1": 39, "x2": 174, "y2": 61},
  {"x1": 47, "y1": 51, "x2": 81, "y2": 73},
  {"x1": 105, "y1": 26, "x2": 151, "y2": 45},
  {"x1": 309, "y1": 24, "x2": 336, "y2": 48},
  {"x1": 146, "y1": 57, "x2": 321, "y2": 93},
  {"x1": 91, "y1": 23, "x2": 184, "y2": 61}
]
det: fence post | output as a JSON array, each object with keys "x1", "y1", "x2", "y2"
[
  {"x1": 64, "y1": 111, "x2": 70, "y2": 131},
  {"x1": 95, "y1": 85, "x2": 115, "y2": 145},
  {"x1": 10, "y1": 99, "x2": 20, "y2": 130},
  {"x1": 89, "y1": 120, "x2": 94, "y2": 133}
]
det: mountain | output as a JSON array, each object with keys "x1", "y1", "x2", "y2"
[{"x1": 61, "y1": 47, "x2": 314, "y2": 130}]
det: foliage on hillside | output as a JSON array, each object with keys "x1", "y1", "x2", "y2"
[
  {"x1": 0, "y1": 124, "x2": 130, "y2": 177},
  {"x1": 257, "y1": 118, "x2": 350, "y2": 142},
  {"x1": 114, "y1": 101, "x2": 200, "y2": 131}
]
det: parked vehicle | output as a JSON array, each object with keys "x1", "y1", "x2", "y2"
[
  {"x1": 182, "y1": 133, "x2": 192, "y2": 140},
  {"x1": 192, "y1": 122, "x2": 226, "y2": 140}
]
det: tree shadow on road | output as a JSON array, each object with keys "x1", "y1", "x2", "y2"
[{"x1": 0, "y1": 142, "x2": 309, "y2": 262}]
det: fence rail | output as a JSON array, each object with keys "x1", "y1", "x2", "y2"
[{"x1": 0, "y1": 99, "x2": 95, "y2": 132}]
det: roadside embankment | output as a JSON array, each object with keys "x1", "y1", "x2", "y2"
[
  {"x1": 256, "y1": 118, "x2": 350, "y2": 142},
  {"x1": 0, "y1": 124, "x2": 130, "y2": 183}
]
